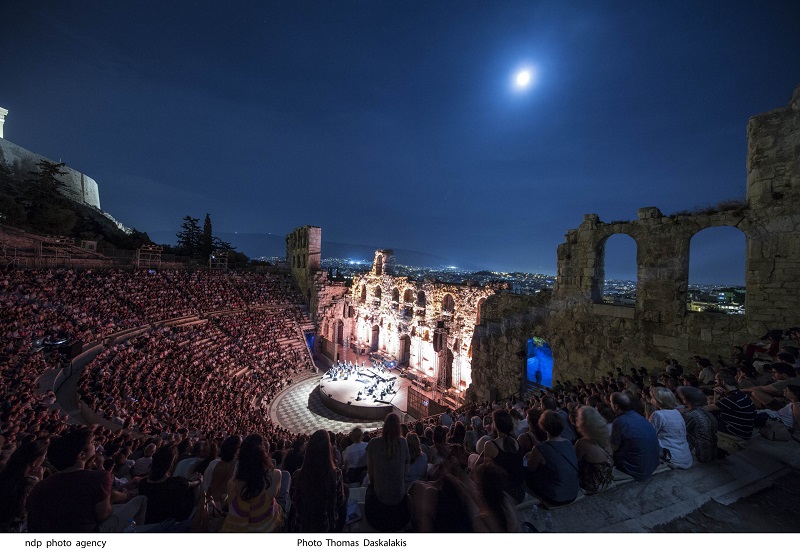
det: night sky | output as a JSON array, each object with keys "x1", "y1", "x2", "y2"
[{"x1": 1, "y1": 1, "x2": 798, "y2": 283}]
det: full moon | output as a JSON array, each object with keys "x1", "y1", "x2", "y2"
[{"x1": 516, "y1": 69, "x2": 532, "y2": 88}]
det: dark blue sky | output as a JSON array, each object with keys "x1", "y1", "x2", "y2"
[{"x1": 1, "y1": 1, "x2": 798, "y2": 282}]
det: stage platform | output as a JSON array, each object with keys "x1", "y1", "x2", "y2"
[{"x1": 319, "y1": 366, "x2": 401, "y2": 420}]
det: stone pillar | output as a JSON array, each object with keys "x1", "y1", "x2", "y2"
[
  {"x1": 0, "y1": 107, "x2": 7, "y2": 139},
  {"x1": 746, "y1": 84, "x2": 800, "y2": 206}
]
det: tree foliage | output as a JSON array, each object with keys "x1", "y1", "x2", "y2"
[
  {"x1": 21, "y1": 161, "x2": 75, "y2": 234},
  {"x1": 202, "y1": 213, "x2": 213, "y2": 261},
  {"x1": 176, "y1": 213, "x2": 251, "y2": 265},
  {"x1": 176, "y1": 215, "x2": 201, "y2": 258},
  {"x1": 24, "y1": 160, "x2": 67, "y2": 199}
]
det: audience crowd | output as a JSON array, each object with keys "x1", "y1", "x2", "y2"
[{"x1": 1, "y1": 266, "x2": 799, "y2": 533}]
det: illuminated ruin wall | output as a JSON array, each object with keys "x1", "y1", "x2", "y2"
[
  {"x1": 315, "y1": 249, "x2": 499, "y2": 393},
  {"x1": 286, "y1": 225, "x2": 322, "y2": 312},
  {"x1": 470, "y1": 84, "x2": 800, "y2": 400}
]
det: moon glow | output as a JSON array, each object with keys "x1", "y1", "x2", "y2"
[{"x1": 516, "y1": 69, "x2": 532, "y2": 88}]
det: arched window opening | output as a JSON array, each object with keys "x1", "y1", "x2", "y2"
[
  {"x1": 402, "y1": 289, "x2": 415, "y2": 318},
  {"x1": 375, "y1": 254, "x2": 383, "y2": 276},
  {"x1": 374, "y1": 286, "x2": 382, "y2": 303},
  {"x1": 391, "y1": 287, "x2": 400, "y2": 303},
  {"x1": 335, "y1": 320, "x2": 344, "y2": 346},
  {"x1": 441, "y1": 294, "x2": 455, "y2": 314},
  {"x1": 687, "y1": 226, "x2": 746, "y2": 315},
  {"x1": 416, "y1": 291, "x2": 427, "y2": 308},
  {"x1": 360, "y1": 284, "x2": 367, "y2": 303},
  {"x1": 595, "y1": 234, "x2": 638, "y2": 306},
  {"x1": 371, "y1": 325, "x2": 380, "y2": 352}
]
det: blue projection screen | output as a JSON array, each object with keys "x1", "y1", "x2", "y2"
[{"x1": 526, "y1": 337, "x2": 553, "y2": 388}]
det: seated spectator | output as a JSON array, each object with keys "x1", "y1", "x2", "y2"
[
  {"x1": 0, "y1": 439, "x2": 48, "y2": 532},
  {"x1": 736, "y1": 364, "x2": 761, "y2": 389},
  {"x1": 223, "y1": 433, "x2": 290, "y2": 532},
  {"x1": 203, "y1": 435, "x2": 241, "y2": 504},
  {"x1": 342, "y1": 427, "x2": 368, "y2": 485},
  {"x1": 479, "y1": 409, "x2": 526, "y2": 504},
  {"x1": 289, "y1": 430, "x2": 346, "y2": 532},
  {"x1": 132, "y1": 443, "x2": 157, "y2": 478},
  {"x1": 705, "y1": 370, "x2": 756, "y2": 438},
  {"x1": 282, "y1": 437, "x2": 306, "y2": 477},
  {"x1": 138, "y1": 444, "x2": 199, "y2": 524},
  {"x1": 517, "y1": 407, "x2": 544, "y2": 454},
  {"x1": 174, "y1": 438, "x2": 213, "y2": 478},
  {"x1": 525, "y1": 410, "x2": 579, "y2": 505},
  {"x1": 648, "y1": 387, "x2": 692, "y2": 469},
  {"x1": 676, "y1": 387, "x2": 718, "y2": 463},
  {"x1": 473, "y1": 462, "x2": 518, "y2": 532},
  {"x1": 775, "y1": 384, "x2": 800, "y2": 432},
  {"x1": 743, "y1": 363, "x2": 800, "y2": 409},
  {"x1": 574, "y1": 406, "x2": 613, "y2": 494},
  {"x1": 745, "y1": 330, "x2": 782, "y2": 361},
  {"x1": 696, "y1": 358, "x2": 717, "y2": 386},
  {"x1": 542, "y1": 396, "x2": 577, "y2": 442},
  {"x1": 365, "y1": 413, "x2": 411, "y2": 532},
  {"x1": 405, "y1": 432, "x2": 428, "y2": 490},
  {"x1": 26, "y1": 427, "x2": 147, "y2": 532},
  {"x1": 609, "y1": 392, "x2": 661, "y2": 482}
]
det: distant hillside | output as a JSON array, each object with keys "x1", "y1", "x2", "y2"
[{"x1": 149, "y1": 231, "x2": 459, "y2": 268}]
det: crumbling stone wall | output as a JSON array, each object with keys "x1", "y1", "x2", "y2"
[
  {"x1": 470, "y1": 84, "x2": 800, "y2": 400},
  {"x1": 286, "y1": 226, "x2": 322, "y2": 314}
]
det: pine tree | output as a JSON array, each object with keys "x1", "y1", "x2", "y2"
[
  {"x1": 202, "y1": 213, "x2": 213, "y2": 261},
  {"x1": 23, "y1": 161, "x2": 75, "y2": 234},
  {"x1": 24, "y1": 160, "x2": 67, "y2": 199},
  {"x1": 176, "y1": 215, "x2": 201, "y2": 258}
]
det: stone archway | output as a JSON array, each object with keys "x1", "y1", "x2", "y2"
[
  {"x1": 399, "y1": 335, "x2": 411, "y2": 366},
  {"x1": 335, "y1": 320, "x2": 344, "y2": 346},
  {"x1": 371, "y1": 324, "x2": 380, "y2": 352},
  {"x1": 441, "y1": 294, "x2": 455, "y2": 314}
]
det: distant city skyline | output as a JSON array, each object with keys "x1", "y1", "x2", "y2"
[{"x1": 1, "y1": 2, "x2": 795, "y2": 284}]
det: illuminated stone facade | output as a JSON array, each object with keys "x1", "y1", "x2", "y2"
[{"x1": 315, "y1": 249, "x2": 500, "y2": 395}]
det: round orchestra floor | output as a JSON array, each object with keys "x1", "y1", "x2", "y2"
[{"x1": 267, "y1": 371, "x2": 388, "y2": 435}]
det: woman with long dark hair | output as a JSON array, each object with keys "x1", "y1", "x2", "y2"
[
  {"x1": 365, "y1": 413, "x2": 410, "y2": 531},
  {"x1": 137, "y1": 444, "x2": 199, "y2": 524},
  {"x1": 222, "y1": 433, "x2": 290, "y2": 532},
  {"x1": 288, "y1": 430, "x2": 346, "y2": 532},
  {"x1": 0, "y1": 440, "x2": 48, "y2": 532}
]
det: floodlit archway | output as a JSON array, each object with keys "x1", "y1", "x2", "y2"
[
  {"x1": 441, "y1": 294, "x2": 455, "y2": 314},
  {"x1": 371, "y1": 324, "x2": 380, "y2": 352}
]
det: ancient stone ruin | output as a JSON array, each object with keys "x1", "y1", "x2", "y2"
[{"x1": 469, "y1": 84, "x2": 800, "y2": 401}]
